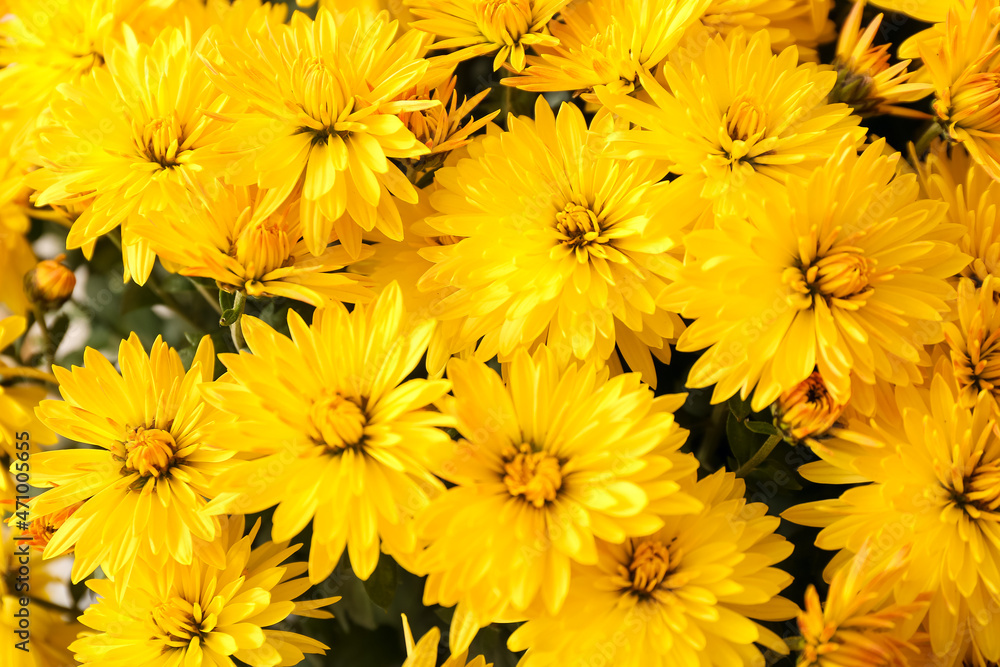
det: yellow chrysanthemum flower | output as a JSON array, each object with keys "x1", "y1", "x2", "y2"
[
  {"x1": 71, "y1": 515, "x2": 338, "y2": 667},
  {"x1": 920, "y1": 0, "x2": 1000, "y2": 180},
  {"x1": 784, "y1": 376, "x2": 1000, "y2": 662},
  {"x1": 797, "y1": 549, "x2": 929, "y2": 667},
  {"x1": 597, "y1": 28, "x2": 865, "y2": 216},
  {"x1": 133, "y1": 183, "x2": 374, "y2": 307},
  {"x1": 417, "y1": 348, "x2": 701, "y2": 646},
  {"x1": 0, "y1": 524, "x2": 81, "y2": 667},
  {"x1": 202, "y1": 282, "x2": 452, "y2": 582},
  {"x1": 29, "y1": 26, "x2": 231, "y2": 284},
  {"x1": 503, "y1": 0, "x2": 711, "y2": 99},
  {"x1": 30, "y1": 334, "x2": 235, "y2": 586},
  {"x1": 0, "y1": 0, "x2": 166, "y2": 150},
  {"x1": 829, "y1": 1, "x2": 932, "y2": 118},
  {"x1": 405, "y1": 0, "x2": 568, "y2": 71},
  {"x1": 418, "y1": 99, "x2": 690, "y2": 387},
  {"x1": 204, "y1": 7, "x2": 436, "y2": 258},
  {"x1": 918, "y1": 140, "x2": 1000, "y2": 287},
  {"x1": 667, "y1": 139, "x2": 968, "y2": 413},
  {"x1": 507, "y1": 470, "x2": 797, "y2": 667}
]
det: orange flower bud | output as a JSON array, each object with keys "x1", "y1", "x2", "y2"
[
  {"x1": 775, "y1": 372, "x2": 845, "y2": 441},
  {"x1": 24, "y1": 253, "x2": 76, "y2": 310}
]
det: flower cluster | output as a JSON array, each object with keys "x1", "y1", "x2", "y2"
[{"x1": 2, "y1": 0, "x2": 1000, "y2": 666}]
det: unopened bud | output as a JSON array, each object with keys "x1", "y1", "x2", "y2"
[
  {"x1": 774, "y1": 372, "x2": 844, "y2": 441},
  {"x1": 24, "y1": 254, "x2": 76, "y2": 310}
]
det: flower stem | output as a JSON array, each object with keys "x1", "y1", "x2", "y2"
[
  {"x1": 914, "y1": 121, "x2": 943, "y2": 156},
  {"x1": 734, "y1": 434, "x2": 782, "y2": 478},
  {"x1": 31, "y1": 305, "x2": 56, "y2": 371}
]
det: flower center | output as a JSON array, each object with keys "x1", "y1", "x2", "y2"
[
  {"x1": 310, "y1": 392, "x2": 367, "y2": 451},
  {"x1": 555, "y1": 203, "x2": 610, "y2": 262},
  {"x1": 152, "y1": 597, "x2": 216, "y2": 649},
  {"x1": 724, "y1": 94, "x2": 768, "y2": 144},
  {"x1": 475, "y1": 0, "x2": 532, "y2": 45},
  {"x1": 783, "y1": 249, "x2": 875, "y2": 311},
  {"x1": 776, "y1": 372, "x2": 843, "y2": 441},
  {"x1": 123, "y1": 427, "x2": 177, "y2": 478},
  {"x1": 233, "y1": 210, "x2": 295, "y2": 281},
  {"x1": 620, "y1": 540, "x2": 679, "y2": 597},
  {"x1": 135, "y1": 114, "x2": 184, "y2": 169},
  {"x1": 297, "y1": 56, "x2": 350, "y2": 131},
  {"x1": 948, "y1": 460, "x2": 1000, "y2": 519},
  {"x1": 501, "y1": 443, "x2": 562, "y2": 507}
]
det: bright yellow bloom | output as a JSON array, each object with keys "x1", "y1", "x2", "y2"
[
  {"x1": 71, "y1": 515, "x2": 338, "y2": 667},
  {"x1": 133, "y1": 184, "x2": 374, "y2": 307},
  {"x1": 417, "y1": 348, "x2": 701, "y2": 645},
  {"x1": 0, "y1": 316, "x2": 57, "y2": 459},
  {"x1": 503, "y1": 0, "x2": 711, "y2": 99},
  {"x1": 0, "y1": 0, "x2": 169, "y2": 150},
  {"x1": 204, "y1": 7, "x2": 436, "y2": 258},
  {"x1": 797, "y1": 549, "x2": 929, "y2": 667},
  {"x1": 418, "y1": 99, "x2": 690, "y2": 387},
  {"x1": 30, "y1": 334, "x2": 235, "y2": 586},
  {"x1": 784, "y1": 377, "x2": 1000, "y2": 662},
  {"x1": 668, "y1": 139, "x2": 968, "y2": 413},
  {"x1": 829, "y1": 1, "x2": 932, "y2": 118},
  {"x1": 920, "y1": 0, "x2": 1000, "y2": 181},
  {"x1": 202, "y1": 282, "x2": 453, "y2": 582},
  {"x1": 29, "y1": 26, "x2": 231, "y2": 284},
  {"x1": 508, "y1": 470, "x2": 797, "y2": 667},
  {"x1": 918, "y1": 140, "x2": 1000, "y2": 287},
  {"x1": 406, "y1": 0, "x2": 569, "y2": 71},
  {"x1": 598, "y1": 28, "x2": 865, "y2": 216}
]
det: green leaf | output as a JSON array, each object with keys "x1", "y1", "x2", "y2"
[
  {"x1": 363, "y1": 555, "x2": 398, "y2": 611},
  {"x1": 219, "y1": 289, "x2": 235, "y2": 313},
  {"x1": 726, "y1": 413, "x2": 760, "y2": 466},
  {"x1": 745, "y1": 420, "x2": 781, "y2": 436},
  {"x1": 727, "y1": 394, "x2": 752, "y2": 421},
  {"x1": 219, "y1": 308, "x2": 240, "y2": 327}
]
